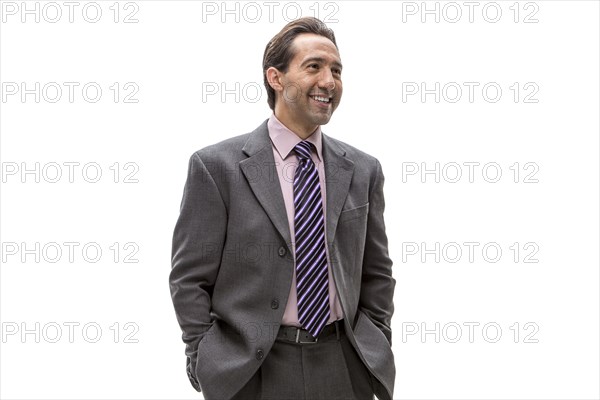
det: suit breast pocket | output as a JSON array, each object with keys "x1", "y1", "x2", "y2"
[
  {"x1": 334, "y1": 202, "x2": 369, "y2": 287},
  {"x1": 338, "y1": 202, "x2": 369, "y2": 224}
]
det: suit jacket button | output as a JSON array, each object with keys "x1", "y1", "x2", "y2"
[
  {"x1": 256, "y1": 349, "x2": 264, "y2": 360},
  {"x1": 278, "y1": 246, "x2": 286, "y2": 257},
  {"x1": 271, "y1": 299, "x2": 279, "y2": 309}
]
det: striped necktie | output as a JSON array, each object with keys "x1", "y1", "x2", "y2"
[{"x1": 293, "y1": 140, "x2": 330, "y2": 338}]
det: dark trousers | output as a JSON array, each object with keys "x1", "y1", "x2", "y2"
[{"x1": 230, "y1": 324, "x2": 375, "y2": 400}]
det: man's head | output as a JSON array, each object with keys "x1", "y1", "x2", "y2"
[{"x1": 263, "y1": 17, "x2": 343, "y2": 137}]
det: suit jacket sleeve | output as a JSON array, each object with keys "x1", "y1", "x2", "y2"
[
  {"x1": 359, "y1": 159, "x2": 395, "y2": 345},
  {"x1": 169, "y1": 151, "x2": 227, "y2": 391}
]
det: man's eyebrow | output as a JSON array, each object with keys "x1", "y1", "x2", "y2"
[{"x1": 301, "y1": 57, "x2": 343, "y2": 70}]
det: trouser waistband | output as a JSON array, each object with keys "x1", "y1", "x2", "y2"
[{"x1": 276, "y1": 320, "x2": 344, "y2": 344}]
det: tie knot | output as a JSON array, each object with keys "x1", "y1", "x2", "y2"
[{"x1": 294, "y1": 141, "x2": 313, "y2": 161}]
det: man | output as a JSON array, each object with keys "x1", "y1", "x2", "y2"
[{"x1": 169, "y1": 17, "x2": 395, "y2": 400}]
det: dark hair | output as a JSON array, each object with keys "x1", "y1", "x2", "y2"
[{"x1": 262, "y1": 17, "x2": 338, "y2": 110}]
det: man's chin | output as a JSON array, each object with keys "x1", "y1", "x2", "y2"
[{"x1": 312, "y1": 113, "x2": 333, "y2": 126}]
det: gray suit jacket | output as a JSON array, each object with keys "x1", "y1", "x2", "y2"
[{"x1": 170, "y1": 119, "x2": 395, "y2": 400}]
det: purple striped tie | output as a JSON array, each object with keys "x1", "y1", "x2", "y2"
[{"x1": 293, "y1": 140, "x2": 330, "y2": 338}]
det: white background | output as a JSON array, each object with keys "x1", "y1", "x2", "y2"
[{"x1": 1, "y1": 1, "x2": 598, "y2": 399}]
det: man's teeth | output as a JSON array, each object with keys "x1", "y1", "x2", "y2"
[{"x1": 312, "y1": 96, "x2": 330, "y2": 103}]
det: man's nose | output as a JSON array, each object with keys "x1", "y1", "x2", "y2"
[{"x1": 319, "y1": 69, "x2": 336, "y2": 92}]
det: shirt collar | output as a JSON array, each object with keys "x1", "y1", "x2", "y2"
[{"x1": 267, "y1": 113, "x2": 323, "y2": 162}]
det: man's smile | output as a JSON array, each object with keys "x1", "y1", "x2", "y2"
[
  {"x1": 310, "y1": 94, "x2": 331, "y2": 103},
  {"x1": 309, "y1": 94, "x2": 333, "y2": 109}
]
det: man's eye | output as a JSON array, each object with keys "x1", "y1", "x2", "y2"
[{"x1": 309, "y1": 64, "x2": 319, "y2": 69}]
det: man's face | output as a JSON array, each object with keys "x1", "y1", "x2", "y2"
[{"x1": 272, "y1": 33, "x2": 343, "y2": 135}]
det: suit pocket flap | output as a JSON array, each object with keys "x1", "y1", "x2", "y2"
[{"x1": 339, "y1": 203, "x2": 369, "y2": 223}]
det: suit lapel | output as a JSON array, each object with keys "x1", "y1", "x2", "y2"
[
  {"x1": 240, "y1": 120, "x2": 293, "y2": 252},
  {"x1": 322, "y1": 133, "x2": 355, "y2": 246},
  {"x1": 239, "y1": 121, "x2": 355, "y2": 254}
]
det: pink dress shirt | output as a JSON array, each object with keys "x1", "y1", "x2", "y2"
[{"x1": 267, "y1": 114, "x2": 344, "y2": 327}]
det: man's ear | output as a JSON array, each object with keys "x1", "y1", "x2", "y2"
[{"x1": 266, "y1": 67, "x2": 284, "y2": 92}]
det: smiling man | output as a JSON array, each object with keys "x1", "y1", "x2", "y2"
[{"x1": 170, "y1": 17, "x2": 395, "y2": 400}]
